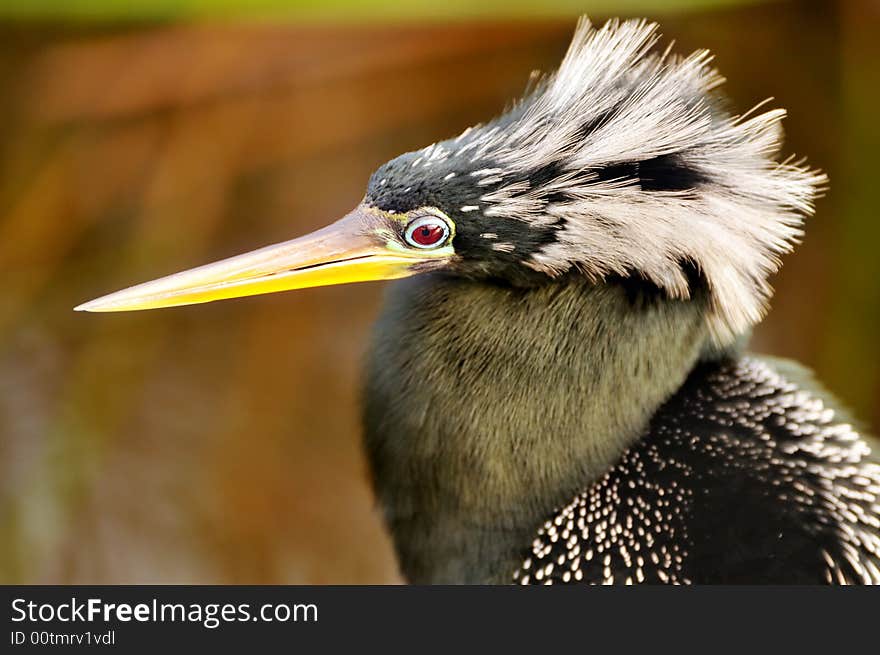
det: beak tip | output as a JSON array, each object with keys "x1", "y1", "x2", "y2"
[{"x1": 74, "y1": 299, "x2": 104, "y2": 312}]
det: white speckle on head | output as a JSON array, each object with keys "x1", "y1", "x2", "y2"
[
  {"x1": 480, "y1": 233, "x2": 498, "y2": 239},
  {"x1": 444, "y1": 172, "x2": 457, "y2": 180},
  {"x1": 492, "y1": 242, "x2": 516, "y2": 253},
  {"x1": 470, "y1": 168, "x2": 504, "y2": 178},
  {"x1": 460, "y1": 205, "x2": 480, "y2": 213}
]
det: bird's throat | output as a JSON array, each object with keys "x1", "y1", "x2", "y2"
[{"x1": 363, "y1": 273, "x2": 713, "y2": 583}]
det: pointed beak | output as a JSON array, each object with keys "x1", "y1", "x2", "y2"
[{"x1": 75, "y1": 207, "x2": 439, "y2": 313}]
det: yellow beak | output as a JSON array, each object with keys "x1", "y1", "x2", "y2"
[{"x1": 75, "y1": 207, "x2": 441, "y2": 312}]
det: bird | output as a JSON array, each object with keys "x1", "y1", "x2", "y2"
[{"x1": 75, "y1": 17, "x2": 880, "y2": 585}]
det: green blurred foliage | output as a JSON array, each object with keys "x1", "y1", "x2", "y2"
[{"x1": 0, "y1": 0, "x2": 763, "y2": 22}]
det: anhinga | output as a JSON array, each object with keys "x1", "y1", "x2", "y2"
[{"x1": 77, "y1": 18, "x2": 880, "y2": 584}]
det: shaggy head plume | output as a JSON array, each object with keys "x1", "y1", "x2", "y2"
[{"x1": 365, "y1": 17, "x2": 826, "y2": 344}]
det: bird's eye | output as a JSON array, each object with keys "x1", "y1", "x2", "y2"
[{"x1": 404, "y1": 215, "x2": 451, "y2": 249}]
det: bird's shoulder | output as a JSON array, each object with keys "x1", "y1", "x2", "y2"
[{"x1": 514, "y1": 355, "x2": 880, "y2": 584}]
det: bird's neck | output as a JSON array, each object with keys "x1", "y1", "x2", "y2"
[{"x1": 363, "y1": 273, "x2": 714, "y2": 583}]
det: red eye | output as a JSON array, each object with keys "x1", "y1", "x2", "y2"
[
  {"x1": 412, "y1": 224, "x2": 443, "y2": 245},
  {"x1": 404, "y1": 215, "x2": 451, "y2": 249}
]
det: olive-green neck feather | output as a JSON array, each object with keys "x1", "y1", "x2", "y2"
[{"x1": 363, "y1": 274, "x2": 715, "y2": 583}]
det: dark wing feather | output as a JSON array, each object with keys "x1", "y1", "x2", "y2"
[{"x1": 514, "y1": 356, "x2": 880, "y2": 584}]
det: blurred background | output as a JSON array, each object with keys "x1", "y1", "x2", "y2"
[{"x1": 0, "y1": 0, "x2": 877, "y2": 584}]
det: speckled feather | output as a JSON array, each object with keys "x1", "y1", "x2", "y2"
[{"x1": 514, "y1": 357, "x2": 880, "y2": 585}]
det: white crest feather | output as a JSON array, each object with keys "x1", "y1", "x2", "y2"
[{"x1": 455, "y1": 17, "x2": 826, "y2": 344}]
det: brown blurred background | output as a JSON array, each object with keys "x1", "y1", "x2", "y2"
[{"x1": 1, "y1": 0, "x2": 878, "y2": 583}]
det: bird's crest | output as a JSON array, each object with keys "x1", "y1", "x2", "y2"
[{"x1": 441, "y1": 17, "x2": 826, "y2": 344}]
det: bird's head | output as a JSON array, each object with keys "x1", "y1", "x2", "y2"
[{"x1": 77, "y1": 18, "x2": 825, "y2": 345}]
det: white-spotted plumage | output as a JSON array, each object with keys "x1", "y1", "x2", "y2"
[{"x1": 514, "y1": 358, "x2": 880, "y2": 585}]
